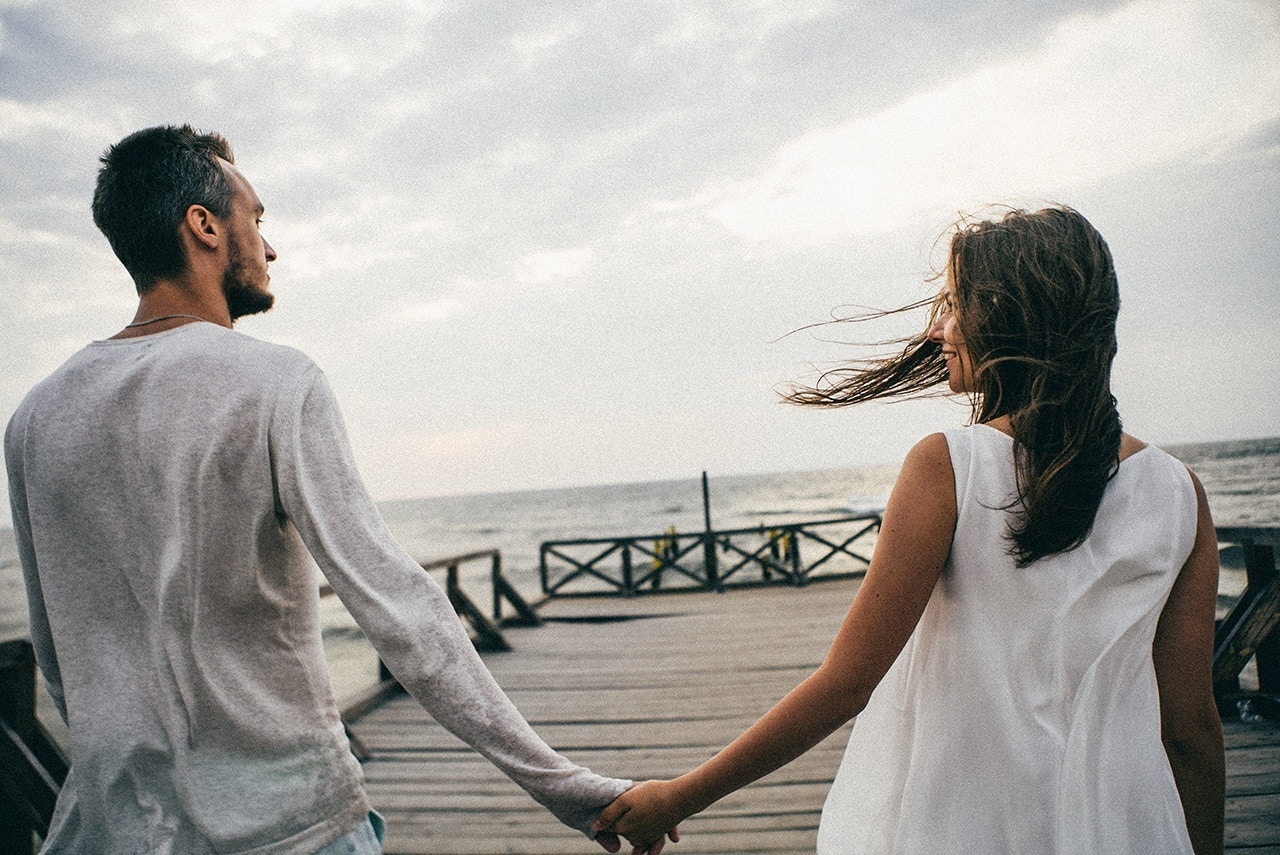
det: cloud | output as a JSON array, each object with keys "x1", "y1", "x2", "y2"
[
  {"x1": 696, "y1": 0, "x2": 1280, "y2": 246},
  {"x1": 654, "y1": 0, "x2": 840, "y2": 48},
  {"x1": 0, "y1": 96, "x2": 120, "y2": 145},
  {"x1": 513, "y1": 247, "x2": 594, "y2": 286},
  {"x1": 509, "y1": 20, "x2": 582, "y2": 68},
  {"x1": 387, "y1": 296, "x2": 467, "y2": 326},
  {"x1": 0, "y1": 0, "x2": 1274, "y2": 516}
]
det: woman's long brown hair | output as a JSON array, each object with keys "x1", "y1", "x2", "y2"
[{"x1": 786, "y1": 206, "x2": 1123, "y2": 566}]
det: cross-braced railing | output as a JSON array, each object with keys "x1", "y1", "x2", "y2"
[{"x1": 540, "y1": 514, "x2": 882, "y2": 598}]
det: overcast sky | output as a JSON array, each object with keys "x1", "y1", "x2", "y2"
[{"x1": 2, "y1": 0, "x2": 1277, "y2": 510}]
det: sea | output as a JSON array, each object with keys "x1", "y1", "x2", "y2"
[{"x1": 1, "y1": 435, "x2": 1277, "y2": 703}]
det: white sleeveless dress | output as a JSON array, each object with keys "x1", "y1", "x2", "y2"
[{"x1": 816, "y1": 424, "x2": 1199, "y2": 854}]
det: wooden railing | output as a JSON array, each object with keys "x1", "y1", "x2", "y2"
[
  {"x1": 0, "y1": 639, "x2": 68, "y2": 854},
  {"x1": 423, "y1": 549, "x2": 542, "y2": 650},
  {"x1": 540, "y1": 514, "x2": 882, "y2": 598},
  {"x1": 5, "y1": 528, "x2": 1277, "y2": 849},
  {"x1": 1214, "y1": 526, "x2": 1280, "y2": 713},
  {"x1": 322, "y1": 549, "x2": 540, "y2": 751}
]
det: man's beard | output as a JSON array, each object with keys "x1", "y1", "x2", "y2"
[{"x1": 222, "y1": 235, "x2": 274, "y2": 322}]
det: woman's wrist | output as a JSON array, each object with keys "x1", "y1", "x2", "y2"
[{"x1": 671, "y1": 770, "x2": 717, "y2": 818}]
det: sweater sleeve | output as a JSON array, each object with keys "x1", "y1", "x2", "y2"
[
  {"x1": 269, "y1": 367, "x2": 629, "y2": 836},
  {"x1": 5, "y1": 405, "x2": 68, "y2": 724}
]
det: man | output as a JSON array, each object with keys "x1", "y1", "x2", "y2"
[{"x1": 6, "y1": 125, "x2": 632, "y2": 854}]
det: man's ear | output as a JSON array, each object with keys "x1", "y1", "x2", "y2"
[{"x1": 182, "y1": 204, "x2": 221, "y2": 251}]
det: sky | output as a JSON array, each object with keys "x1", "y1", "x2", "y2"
[{"x1": 1, "y1": 0, "x2": 1277, "y2": 511}]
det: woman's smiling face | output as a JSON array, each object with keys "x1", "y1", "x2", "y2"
[{"x1": 928, "y1": 278, "x2": 974, "y2": 394}]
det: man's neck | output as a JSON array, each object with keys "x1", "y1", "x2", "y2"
[{"x1": 110, "y1": 280, "x2": 233, "y2": 340}]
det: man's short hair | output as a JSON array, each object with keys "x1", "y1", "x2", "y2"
[{"x1": 92, "y1": 125, "x2": 236, "y2": 293}]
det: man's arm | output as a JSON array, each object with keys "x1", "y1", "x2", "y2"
[
  {"x1": 271, "y1": 368, "x2": 629, "y2": 838},
  {"x1": 6, "y1": 410, "x2": 68, "y2": 724}
]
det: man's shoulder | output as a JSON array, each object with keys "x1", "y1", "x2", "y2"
[
  {"x1": 9, "y1": 326, "x2": 324, "y2": 432},
  {"x1": 7, "y1": 342, "x2": 100, "y2": 432},
  {"x1": 175, "y1": 326, "x2": 327, "y2": 404},
  {"x1": 207, "y1": 326, "x2": 318, "y2": 372}
]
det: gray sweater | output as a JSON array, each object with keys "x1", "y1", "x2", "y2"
[{"x1": 6, "y1": 323, "x2": 628, "y2": 854}]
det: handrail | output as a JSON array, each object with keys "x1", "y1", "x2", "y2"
[
  {"x1": 0, "y1": 638, "x2": 69, "y2": 851},
  {"x1": 419, "y1": 549, "x2": 542, "y2": 633},
  {"x1": 0, "y1": 545, "x2": 533, "y2": 842},
  {"x1": 2, "y1": 526, "x2": 1272, "y2": 851},
  {"x1": 1216, "y1": 526, "x2": 1280, "y2": 547},
  {"x1": 1214, "y1": 526, "x2": 1280, "y2": 712},
  {"x1": 540, "y1": 518, "x2": 1280, "y2": 707},
  {"x1": 321, "y1": 549, "x2": 538, "y2": 738},
  {"x1": 540, "y1": 514, "x2": 882, "y2": 598}
]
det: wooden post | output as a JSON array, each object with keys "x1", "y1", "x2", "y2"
[
  {"x1": 702, "y1": 471, "x2": 719, "y2": 590},
  {"x1": 0, "y1": 640, "x2": 37, "y2": 749},
  {"x1": 764, "y1": 529, "x2": 779, "y2": 582},
  {"x1": 1213, "y1": 529, "x2": 1280, "y2": 703},
  {"x1": 0, "y1": 639, "x2": 39, "y2": 854},
  {"x1": 491, "y1": 552, "x2": 541, "y2": 627},
  {"x1": 621, "y1": 545, "x2": 634, "y2": 597},
  {"x1": 789, "y1": 528, "x2": 805, "y2": 586},
  {"x1": 1247, "y1": 542, "x2": 1280, "y2": 693},
  {"x1": 491, "y1": 552, "x2": 502, "y2": 623},
  {"x1": 446, "y1": 565, "x2": 510, "y2": 652}
]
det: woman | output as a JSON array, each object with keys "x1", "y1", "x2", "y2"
[{"x1": 596, "y1": 207, "x2": 1225, "y2": 854}]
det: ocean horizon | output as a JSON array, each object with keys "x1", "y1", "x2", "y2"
[{"x1": 2, "y1": 434, "x2": 1277, "y2": 701}]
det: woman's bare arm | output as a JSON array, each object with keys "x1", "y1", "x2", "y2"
[
  {"x1": 596, "y1": 433, "x2": 957, "y2": 851},
  {"x1": 1153, "y1": 469, "x2": 1225, "y2": 855}
]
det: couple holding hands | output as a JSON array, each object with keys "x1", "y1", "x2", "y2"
[{"x1": 8, "y1": 125, "x2": 1222, "y2": 854}]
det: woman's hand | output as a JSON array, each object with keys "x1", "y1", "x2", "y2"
[{"x1": 594, "y1": 780, "x2": 684, "y2": 855}]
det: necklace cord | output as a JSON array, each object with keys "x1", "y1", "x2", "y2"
[{"x1": 123, "y1": 314, "x2": 212, "y2": 329}]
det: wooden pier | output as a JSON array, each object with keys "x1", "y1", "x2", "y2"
[
  {"x1": 349, "y1": 579, "x2": 1280, "y2": 855},
  {"x1": 4, "y1": 527, "x2": 1278, "y2": 852}
]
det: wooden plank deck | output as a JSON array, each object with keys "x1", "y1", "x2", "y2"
[{"x1": 348, "y1": 579, "x2": 1280, "y2": 855}]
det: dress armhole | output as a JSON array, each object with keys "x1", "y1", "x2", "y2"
[
  {"x1": 942, "y1": 427, "x2": 972, "y2": 523},
  {"x1": 1173, "y1": 461, "x2": 1201, "y2": 570}
]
